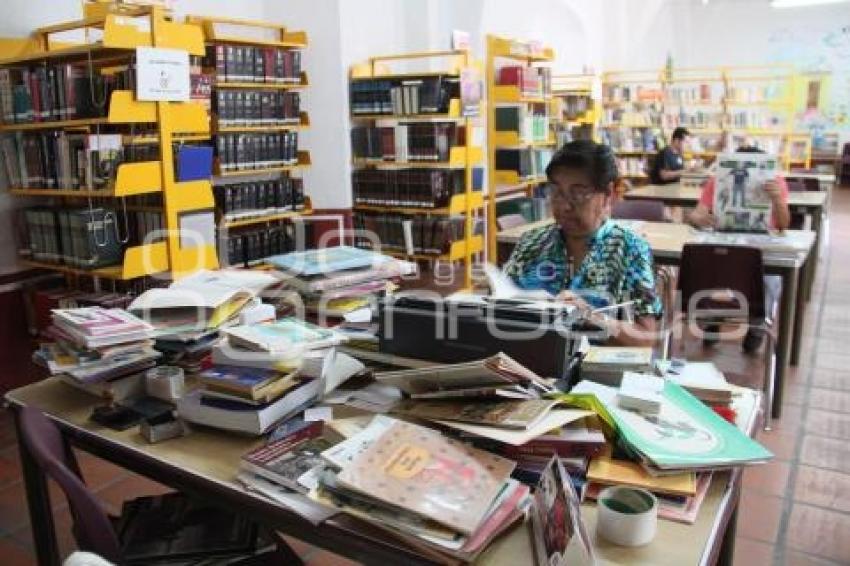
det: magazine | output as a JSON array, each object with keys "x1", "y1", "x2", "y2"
[{"x1": 713, "y1": 151, "x2": 779, "y2": 233}]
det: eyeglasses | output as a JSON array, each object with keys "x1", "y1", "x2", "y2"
[{"x1": 547, "y1": 183, "x2": 600, "y2": 208}]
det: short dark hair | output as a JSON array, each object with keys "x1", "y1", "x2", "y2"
[
  {"x1": 545, "y1": 140, "x2": 619, "y2": 193},
  {"x1": 672, "y1": 127, "x2": 690, "y2": 141}
]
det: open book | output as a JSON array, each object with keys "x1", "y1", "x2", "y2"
[{"x1": 714, "y1": 152, "x2": 779, "y2": 233}]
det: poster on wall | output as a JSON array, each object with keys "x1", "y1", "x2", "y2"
[{"x1": 136, "y1": 47, "x2": 191, "y2": 102}]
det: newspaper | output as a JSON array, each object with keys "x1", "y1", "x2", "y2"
[{"x1": 714, "y1": 152, "x2": 779, "y2": 232}]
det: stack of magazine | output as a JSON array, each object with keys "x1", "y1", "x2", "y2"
[
  {"x1": 35, "y1": 306, "x2": 160, "y2": 392},
  {"x1": 268, "y1": 246, "x2": 416, "y2": 323}
]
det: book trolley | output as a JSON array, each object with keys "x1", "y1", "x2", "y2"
[
  {"x1": 348, "y1": 49, "x2": 484, "y2": 289},
  {"x1": 0, "y1": 2, "x2": 217, "y2": 284},
  {"x1": 485, "y1": 35, "x2": 555, "y2": 260}
]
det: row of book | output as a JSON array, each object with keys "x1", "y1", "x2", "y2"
[
  {"x1": 554, "y1": 123, "x2": 594, "y2": 147},
  {"x1": 726, "y1": 83, "x2": 785, "y2": 104},
  {"x1": 496, "y1": 65, "x2": 552, "y2": 99},
  {"x1": 215, "y1": 178, "x2": 306, "y2": 219},
  {"x1": 662, "y1": 109, "x2": 725, "y2": 130},
  {"x1": 22, "y1": 206, "x2": 166, "y2": 269},
  {"x1": 494, "y1": 147, "x2": 553, "y2": 180},
  {"x1": 728, "y1": 109, "x2": 787, "y2": 130},
  {"x1": 349, "y1": 75, "x2": 460, "y2": 116},
  {"x1": 204, "y1": 45, "x2": 302, "y2": 84},
  {"x1": 215, "y1": 132, "x2": 299, "y2": 173},
  {"x1": 599, "y1": 128, "x2": 664, "y2": 153},
  {"x1": 214, "y1": 90, "x2": 301, "y2": 127},
  {"x1": 353, "y1": 213, "x2": 475, "y2": 255},
  {"x1": 0, "y1": 132, "x2": 149, "y2": 191},
  {"x1": 665, "y1": 84, "x2": 724, "y2": 105},
  {"x1": 494, "y1": 107, "x2": 550, "y2": 143},
  {"x1": 602, "y1": 84, "x2": 664, "y2": 104},
  {"x1": 0, "y1": 64, "x2": 133, "y2": 125},
  {"x1": 351, "y1": 123, "x2": 459, "y2": 163},
  {"x1": 352, "y1": 168, "x2": 474, "y2": 208},
  {"x1": 223, "y1": 223, "x2": 300, "y2": 268},
  {"x1": 557, "y1": 93, "x2": 593, "y2": 121},
  {"x1": 602, "y1": 106, "x2": 663, "y2": 128}
]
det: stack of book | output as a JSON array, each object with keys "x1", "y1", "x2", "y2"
[
  {"x1": 581, "y1": 346, "x2": 654, "y2": 387},
  {"x1": 267, "y1": 246, "x2": 416, "y2": 321},
  {"x1": 310, "y1": 416, "x2": 531, "y2": 562},
  {"x1": 130, "y1": 269, "x2": 281, "y2": 374},
  {"x1": 35, "y1": 307, "x2": 159, "y2": 391},
  {"x1": 178, "y1": 318, "x2": 354, "y2": 435},
  {"x1": 349, "y1": 75, "x2": 460, "y2": 116},
  {"x1": 570, "y1": 379, "x2": 772, "y2": 475},
  {"x1": 350, "y1": 123, "x2": 459, "y2": 163}
]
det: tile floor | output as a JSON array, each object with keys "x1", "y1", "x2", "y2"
[{"x1": 1, "y1": 190, "x2": 850, "y2": 565}]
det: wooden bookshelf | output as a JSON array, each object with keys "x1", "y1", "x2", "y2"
[
  {"x1": 348, "y1": 49, "x2": 483, "y2": 289},
  {"x1": 485, "y1": 35, "x2": 555, "y2": 260},
  {"x1": 0, "y1": 5, "x2": 218, "y2": 282}
]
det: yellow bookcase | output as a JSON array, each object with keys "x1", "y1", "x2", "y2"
[
  {"x1": 185, "y1": 15, "x2": 314, "y2": 267},
  {"x1": 550, "y1": 73, "x2": 598, "y2": 145},
  {"x1": 349, "y1": 49, "x2": 484, "y2": 289},
  {"x1": 485, "y1": 35, "x2": 555, "y2": 260},
  {"x1": 0, "y1": 2, "x2": 218, "y2": 282}
]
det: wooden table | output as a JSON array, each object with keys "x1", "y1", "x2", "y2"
[
  {"x1": 4, "y1": 377, "x2": 761, "y2": 566},
  {"x1": 624, "y1": 183, "x2": 826, "y2": 302},
  {"x1": 497, "y1": 220, "x2": 815, "y2": 418}
]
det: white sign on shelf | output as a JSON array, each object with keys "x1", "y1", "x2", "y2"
[{"x1": 136, "y1": 47, "x2": 190, "y2": 102}]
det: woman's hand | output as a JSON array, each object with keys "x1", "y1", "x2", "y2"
[{"x1": 556, "y1": 290, "x2": 591, "y2": 312}]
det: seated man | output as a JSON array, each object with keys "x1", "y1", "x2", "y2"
[
  {"x1": 688, "y1": 146, "x2": 790, "y2": 353},
  {"x1": 504, "y1": 140, "x2": 663, "y2": 347},
  {"x1": 650, "y1": 127, "x2": 689, "y2": 185}
]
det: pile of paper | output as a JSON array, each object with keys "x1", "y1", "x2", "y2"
[
  {"x1": 35, "y1": 307, "x2": 160, "y2": 389},
  {"x1": 268, "y1": 246, "x2": 416, "y2": 323}
]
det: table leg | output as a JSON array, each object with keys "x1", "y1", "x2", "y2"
[
  {"x1": 792, "y1": 255, "x2": 811, "y2": 367},
  {"x1": 717, "y1": 506, "x2": 739, "y2": 566},
  {"x1": 774, "y1": 267, "x2": 798, "y2": 418},
  {"x1": 804, "y1": 208, "x2": 822, "y2": 302},
  {"x1": 14, "y1": 410, "x2": 61, "y2": 566}
]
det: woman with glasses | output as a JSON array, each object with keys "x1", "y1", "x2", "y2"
[{"x1": 503, "y1": 140, "x2": 663, "y2": 346}]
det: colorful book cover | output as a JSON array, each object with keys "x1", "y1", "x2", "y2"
[
  {"x1": 336, "y1": 420, "x2": 515, "y2": 535},
  {"x1": 224, "y1": 318, "x2": 339, "y2": 353},
  {"x1": 531, "y1": 457, "x2": 594, "y2": 566},
  {"x1": 243, "y1": 435, "x2": 334, "y2": 493},
  {"x1": 587, "y1": 446, "x2": 697, "y2": 497},
  {"x1": 268, "y1": 246, "x2": 395, "y2": 277},
  {"x1": 198, "y1": 365, "x2": 282, "y2": 394},
  {"x1": 52, "y1": 307, "x2": 151, "y2": 337},
  {"x1": 571, "y1": 380, "x2": 773, "y2": 469}
]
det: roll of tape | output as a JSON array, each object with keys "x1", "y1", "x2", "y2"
[
  {"x1": 596, "y1": 486, "x2": 658, "y2": 547},
  {"x1": 145, "y1": 366, "x2": 185, "y2": 402}
]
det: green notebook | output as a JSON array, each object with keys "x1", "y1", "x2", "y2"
[{"x1": 569, "y1": 380, "x2": 772, "y2": 470}]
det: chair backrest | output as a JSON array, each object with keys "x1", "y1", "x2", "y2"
[
  {"x1": 18, "y1": 406, "x2": 123, "y2": 562},
  {"x1": 677, "y1": 244, "x2": 766, "y2": 320},
  {"x1": 497, "y1": 214, "x2": 526, "y2": 231},
  {"x1": 612, "y1": 200, "x2": 667, "y2": 222}
]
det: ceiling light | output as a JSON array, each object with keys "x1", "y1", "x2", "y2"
[{"x1": 771, "y1": 0, "x2": 849, "y2": 8}]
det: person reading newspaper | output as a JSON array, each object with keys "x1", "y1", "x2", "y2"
[{"x1": 687, "y1": 146, "x2": 790, "y2": 353}]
